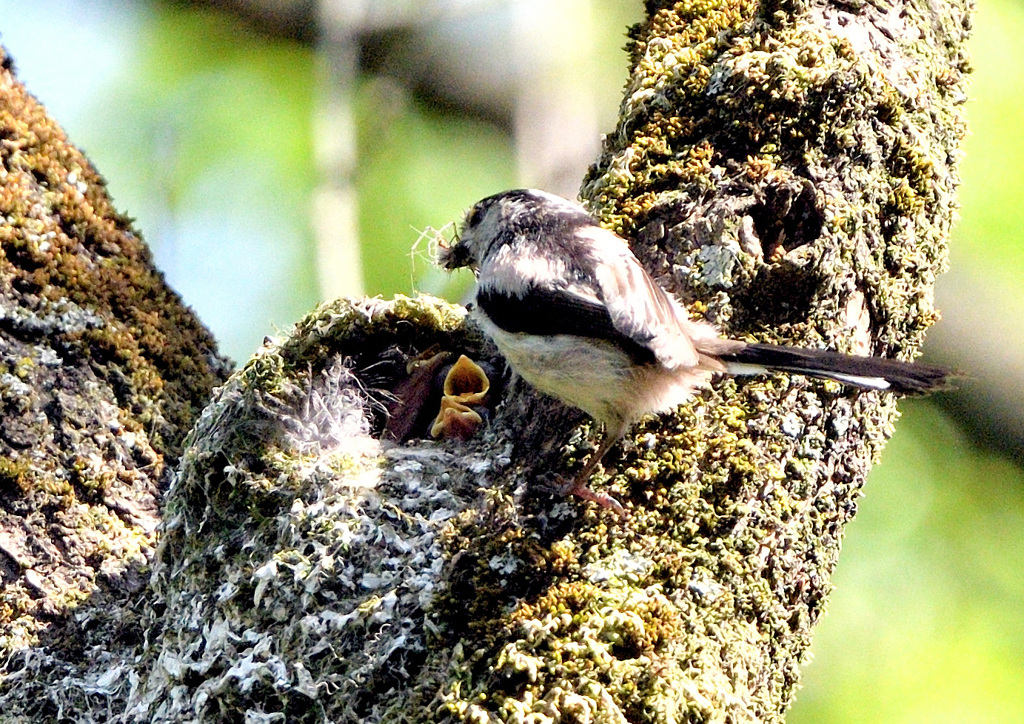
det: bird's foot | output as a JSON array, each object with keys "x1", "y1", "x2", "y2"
[{"x1": 560, "y1": 478, "x2": 626, "y2": 518}]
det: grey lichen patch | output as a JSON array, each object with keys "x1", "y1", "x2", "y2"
[
  {"x1": 125, "y1": 295, "x2": 495, "y2": 722},
  {"x1": 0, "y1": 292, "x2": 167, "y2": 651}
]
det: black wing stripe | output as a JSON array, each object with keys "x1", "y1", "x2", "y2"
[{"x1": 477, "y1": 286, "x2": 657, "y2": 364}]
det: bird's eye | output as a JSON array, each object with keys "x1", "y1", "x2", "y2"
[{"x1": 465, "y1": 207, "x2": 482, "y2": 228}]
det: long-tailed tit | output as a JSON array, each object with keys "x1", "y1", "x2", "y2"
[{"x1": 439, "y1": 189, "x2": 950, "y2": 513}]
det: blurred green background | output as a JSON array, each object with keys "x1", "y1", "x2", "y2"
[{"x1": 0, "y1": 0, "x2": 1021, "y2": 720}]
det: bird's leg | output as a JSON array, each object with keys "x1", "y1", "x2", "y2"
[{"x1": 562, "y1": 421, "x2": 628, "y2": 516}]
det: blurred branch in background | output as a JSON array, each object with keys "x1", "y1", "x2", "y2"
[
  {"x1": 314, "y1": 0, "x2": 363, "y2": 299},
  {"x1": 194, "y1": 0, "x2": 601, "y2": 301},
  {"x1": 926, "y1": 0, "x2": 1024, "y2": 464},
  {"x1": 510, "y1": 0, "x2": 599, "y2": 193},
  {"x1": 932, "y1": 270, "x2": 1024, "y2": 463},
  {"x1": 313, "y1": 0, "x2": 599, "y2": 299},
  {"x1": 179, "y1": 0, "x2": 318, "y2": 41}
]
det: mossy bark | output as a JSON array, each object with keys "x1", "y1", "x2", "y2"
[
  {"x1": 0, "y1": 0, "x2": 970, "y2": 719},
  {"x1": 0, "y1": 43, "x2": 229, "y2": 699},
  {"x1": 429, "y1": 0, "x2": 968, "y2": 718}
]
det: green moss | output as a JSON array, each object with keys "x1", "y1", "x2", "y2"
[
  {"x1": 0, "y1": 456, "x2": 31, "y2": 497},
  {"x1": 561, "y1": 0, "x2": 965, "y2": 717}
]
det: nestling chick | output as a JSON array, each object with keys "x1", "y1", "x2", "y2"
[{"x1": 440, "y1": 189, "x2": 950, "y2": 513}]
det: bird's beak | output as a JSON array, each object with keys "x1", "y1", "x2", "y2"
[{"x1": 438, "y1": 238, "x2": 473, "y2": 271}]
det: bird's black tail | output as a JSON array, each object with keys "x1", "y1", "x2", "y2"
[{"x1": 718, "y1": 343, "x2": 952, "y2": 395}]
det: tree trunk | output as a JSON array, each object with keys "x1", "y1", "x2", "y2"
[
  {"x1": 0, "y1": 0, "x2": 970, "y2": 719},
  {"x1": 0, "y1": 47, "x2": 229, "y2": 653}
]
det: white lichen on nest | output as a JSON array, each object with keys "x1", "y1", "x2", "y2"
[{"x1": 123, "y1": 295, "x2": 482, "y2": 723}]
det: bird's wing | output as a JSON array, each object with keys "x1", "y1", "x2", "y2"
[
  {"x1": 475, "y1": 224, "x2": 713, "y2": 369},
  {"x1": 583, "y1": 226, "x2": 702, "y2": 370},
  {"x1": 475, "y1": 281, "x2": 659, "y2": 364}
]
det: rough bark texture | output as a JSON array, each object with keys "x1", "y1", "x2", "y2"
[
  {"x1": 0, "y1": 0, "x2": 970, "y2": 719},
  {"x1": 0, "y1": 44, "x2": 230, "y2": 709}
]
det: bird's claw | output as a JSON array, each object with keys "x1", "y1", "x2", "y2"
[
  {"x1": 562, "y1": 479, "x2": 627, "y2": 518},
  {"x1": 535, "y1": 473, "x2": 626, "y2": 518}
]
